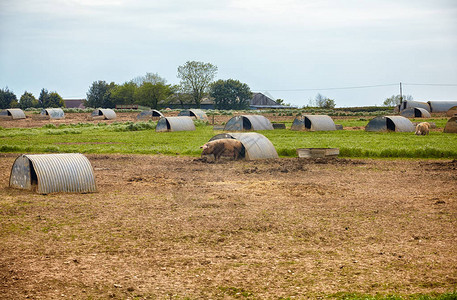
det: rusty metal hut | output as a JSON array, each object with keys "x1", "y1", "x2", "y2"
[
  {"x1": 137, "y1": 110, "x2": 163, "y2": 120},
  {"x1": 40, "y1": 108, "x2": 65, "y2": 119},
  {"x1": 365, "y1": 116, "x2": 415, "y2": 132},
  {"x1": 9, "y1": 153, "x2": 97, "y2": 194},
  {"x1": 400, "y1": 107, "x2": 431, "y2": 118},
  {"x1": 224, "y1": 115, "x2": 274, "y2": 131},
  {"x1": 156, "y1": 116, "x2": 195, "y2": 132},
  {"x1": 400, "y1": 100, "x2": 431, "y2": 112},
  {"x1": 178, "y1": 109, "x2": 208, "y2": 121},
  {"x1": 209, "y1": 132, "x2": 278, "y2": 160},
  {"x1": 443, "y1": 116, "x2": 457, "y2": 133},
  {"x1": 446, "y1": 106, "x2": 457, "y2": 117},
  {"x1": 0, "y1": 108, "x2": 26, "y2": 120},
  {"x1": 428, "y1": 101, "x2": 457, "y2": 113},
  {"x1": 290, "y1": 115, "x2": 336, "y2": 131},
  {"x1": 91, "y1": 108, "x2": 116, "y2": 120}
]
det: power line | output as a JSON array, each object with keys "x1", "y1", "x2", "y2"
[{"x1": 403, "y1": 83, "x2": 457, "y2": 86}]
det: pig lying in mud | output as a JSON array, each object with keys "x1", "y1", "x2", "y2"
[
  {"x1": 200, "y1": 139, "x2": 243, "y2": 161},
  {"x1": 415, "y1": 122, "x2": 430, "y2": 135}
]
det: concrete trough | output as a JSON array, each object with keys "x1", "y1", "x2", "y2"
[
  {"x1": 156, "y1": 116, "x2": 196, "y2": 132},
  {"x1": 400, "y1": 107, "x2": 431, "y2": 118},
  {"x1": 9, "y1": 153, "x2": 97, "y2": 194},
  {"x1": 178, "y1": 109, "x2": 208, "y2": 121},
  {"x1": 91, "y1": 108, "x2": 116, "y2": 120},
  {"x1": 41, "y1": 108, "x2": 65, "y2": 119},
  {"x1": 365, "y1": 116, "x2": 415, "y2": 132},
  {"x1": 444, "y1": 116, "x2": 457, "y2": 133},
  {"x1": 137, "y1": 109, "x2": 163, "y2": 120},
  {"x1": 297, "y1": 148, "x2": 339, "y2": 158},
  {"x1": 224, "y1": 115, "x2": 274, "y2": 131},
  {"x1": 209, "y1": 132, "x2": 278, "y2": 160},
  {"x1": 290, "y1": 115, "x2": 336, "y2": 131},
  {"x1": 0, "y1": 108, "x2": 26, "y2": 120}
]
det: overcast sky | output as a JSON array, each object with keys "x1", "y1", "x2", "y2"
[{"x1": 1, "y1": 0, "x2": 456, "y2": 107}]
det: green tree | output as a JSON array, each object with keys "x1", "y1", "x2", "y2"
[
  {"x1": 38, "y1": 88, "x2": 49, "y2": 108},
  {"x1": 310, "y1": 93, "x2": 336, "y2": 109},
  {"x1": 47, "y1": 92, "x2": 65, "y2": 107},
  {"x1": 0, "y1": 87, "x2": 18, "y2": 109},
  {"x1": 210, "y1": 79, "x2": 252, "y2": 110},
  {"x1": 86, "y1": 81, "x2": 117, "y2": 108},
  {"x1": 19, "y1": 91, "x2": 39, "y2": 109},
  {"x1": 383, "y1": 94, "x2": 413, "y2": 106},
  {"x1": 111, "y1": 82, "x2": 137, "y2": 105},
  {"x1": 134, "y1": 81, "x2": 173, "y2": 109},
  {"x1": 132, "y1": 72, "x2": 167, "y2": 86},
  {"x1": 177, "y1": 61, "x2": 217, "y2": 108}
]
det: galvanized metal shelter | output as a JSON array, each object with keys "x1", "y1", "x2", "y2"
[
  {"x1": 427, "y1": 101, "x2": 457, "y2": 113},
  {"x1": 365, "y1": 116, "x2": 415, "y2": 132},
  {"x1": 224, "y1": 115, "x2": 274, "y2": 131},
  {"x1": 209, "y1": 132, "x2": 278, "y2": 160},
  {"x1": 446, "y1": 106, "x2": 457, "y2": 117},
  {"x1": 91, "y1": 108, "x2": 116, "y2": 120},
  {"x1": 400, "y1": 100, "x2": 430, "y2": 112},
  {"x1": 137, "y1": 110, "x2": 163, "y2": 119},
  {"x1": 9, "y1": 153, "x2": 97, "y2": 194},
  {"x1": 290, "y1": 115, "x2": 336, "y2": 131},
  {"x1": 156, "y1": 116, "x2": 195, "y2": 132},
  {"x1": 178, "y1": 109, "x2": 208, "y2": 121},
  {"x1": 443, "y1": 116, "x2": 457, "y2": 133},
  {"x1": 400, "y1": 107, "x2": 431, "y2": 118},
  {"x1": 41, "y1": 108, "x2": 65, "y2": 119},
  {"x1": 0, "y1": 108, "x2": 26, "y2": 120}
]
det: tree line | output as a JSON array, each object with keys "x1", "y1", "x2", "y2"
[{"x1": 0, "y1": 88, "x2": 64, "y2": 110}]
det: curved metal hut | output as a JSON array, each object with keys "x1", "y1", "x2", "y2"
[
  {"x1": 209, "y1": 132, "x2": 278, "y2": 160},
  {"x1": 400, "y1": 100, "x2": 430, "y2": 112},
  {"x1": 365, "y1": 116, "x2": 415, "y2": 132},
  {"x1": 9, "y1": 153, "x2": 97, "y2": 194},
  {"x1": 290, "y1": 115, "x2": 336, "y2": 131},
  {"x1": 0, "y1": 108, "x2": 26, "y2": 120},
  {"x1": 224, "y1": 115, "x2": 274, "y2": 131},
  {"x1": 400, "y1": 107, "x2": 431, "y2": 118},
  {"x1": 156, "y1": 116, "x2": 195, "y2": 132},
  {"x1": 443, "y1": 116, "x2": 457, "y2": 133},
  {"x1": 446, "y1": 106, "x2": 457, "y2": 117},
  {"x1": 428, "y1": 101, "x2": 457, "y2": 113},
  {"x1": 178, "y1": 109, "x2": 208, "y2": 121},
  {"x1": 41, "y1": 108, "x2": 65, "y2": 119},
  {"x1": 91, "y1": 108, "x2": 116, "y2": 120},
  {"x1": 137, "y1": 109, "x2": 163, "y2": 120}
]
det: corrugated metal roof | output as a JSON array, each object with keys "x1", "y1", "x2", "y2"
[
  {"x1": 224, "y1": 115, "x2": 273, "y2": 131},
  {"x1": 137, "y1": 110, "x2": 163, "y2": 119},
  {"x1": 400, "y1": 108, "x2": 431, "y2": 118},
  {"x1": 0, "y1": 108, "x2": 26, "y2": 119},
  {"x1": 427, "y1": 101, "x2": 457, "y2": 113},
  {"x1": 91, "y1": 108, "x2": 116, "y2": 120},
  {"x1": 290, "y1": 115, "x2": 336, "y2": 131},
  {"x1": 9, "y1": 153, "x2": 97, "y2": 194},
  {"x1": 41, "y1": 108, "x2": 65, "y2": 119},
  {"x1": 156, "y1": 116, "x2": 196, "y2": 132},
  {"x1": 178, "y1": 109, "x2": 208, "y2": 121},
  {"x1": 209, "y1": 132, "x2": 278, "y2": 160},
  {"x1": 365, "y1": 116, "x2": 415, "y2": 132},
  {"x1": 401, "y1": 100, "x2": 430, "y2": 112},
  {"x1": 444, "y1": 116, "x2": 457, "y2": 133}
]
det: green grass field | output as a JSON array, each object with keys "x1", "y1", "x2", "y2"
[{"x1": 0, "y1": 119, "x2": 456, "y2": 158}]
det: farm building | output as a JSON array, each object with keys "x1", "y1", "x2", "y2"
[
  {"x1": 9, "y1": 153, "x2": 97, "y2": 194},
  {"x1": 290, "y1": 115, "x2": 336, "y2": 131},
  {"x1": 91, "y1": 108, "x2": 116, "y2": 120},
  {"x1": 427, "y1": 101, "x2": 457, "y2": 113},
  {"x1": 0, "y1": 108, "x2": 26, "y2": 120},
  {"x1": 209, "y1": 132, "x2": 278, "y2": 160},
  {"x1": 365, "y1": 116, "x2": 415, "y2": 132},
  {"x1": 156, "y1": 116, "x2": 196, "y2": 132},
  {"x1": 64, "y1": 99, "x2": 85, "y2": 109},
  {"x1": 178, "y1": 109, "x2": 208, "y2": 121},
  {"x1": 443, "y1": 116, "x2": 457, "y2": 133},
  {"x1": 400, "y1": 107, "x2": 431, "y2": 118},
  {"x1": 137, "y1": 110, "x2": 163, "y2": 119},
  {"x1": 224, "y1": 115, "x2": 274, "y2": 131},
  {"x1": 40, "y1": 108, "x2": 65, "y2": 119}
]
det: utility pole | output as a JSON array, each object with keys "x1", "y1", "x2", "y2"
[{"x1": 399, "y1": 82, "x2": 403, "y2": 105}]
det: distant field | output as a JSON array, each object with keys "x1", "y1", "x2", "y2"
[{"x1": 0, "y1": 119, "x2": 456, "y2": 159}]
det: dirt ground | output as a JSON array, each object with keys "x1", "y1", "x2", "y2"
[{"x1": 0, "y1": 153, "x2": 456, "y2": 299}]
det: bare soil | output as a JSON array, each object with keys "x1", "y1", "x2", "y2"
[{"x1": 0, "y1": 154, "x2": 456, "y2": 299}]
